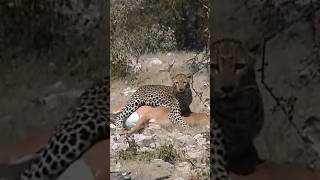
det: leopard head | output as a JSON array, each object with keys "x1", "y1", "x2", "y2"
[
  {"x1": 171, "y1": 73, "x2": 192, "y2": 93},
  {"x1": 211, "y1": 38, "x2": 256, "y2": 99}
]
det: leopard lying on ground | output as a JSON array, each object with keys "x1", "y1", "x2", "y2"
[
  {"x1": 114, "y1": 73, "x2": 193, "y2": 129},
  {"x1": 111, "y1": 101, "x2": 209, "y2": 135},
  {"x1": 211, "y1": 38, "x2": 265, "y2": 176},
  {"x1": 19, "y1": 76, "x2": 109, "y2": 180}
]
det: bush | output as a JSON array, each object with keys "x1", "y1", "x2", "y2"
[
  {"x1": 117, "y1": 138, "x2": 186, "y2": 164},
  {"x1": 110, "y1": 0, "x2": 208, "y2": 79},
  {"x1": 0, "y1": 0, "x2": 102, "y2": 66}
]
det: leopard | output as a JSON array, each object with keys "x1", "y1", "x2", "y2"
[
  {"x1": 172, "y1": 73, "x2": 193, "y2": 115},
  {"x1": 211, "y1": 38, "x2": 264, "y2": 175},
  {"x1": 19, "y1": 76, "x2": 109, "y2": 180},
  {"x1": 114, "y1": 73, "x2": 193, "y2": 129}
]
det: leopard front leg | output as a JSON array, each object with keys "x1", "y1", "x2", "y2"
[
  {"x1": 211, "y1": 120, "x2": 230, "y2": 180},
  {"x1": 164, "y1": 98, "x2": 190, "y2": 128}
]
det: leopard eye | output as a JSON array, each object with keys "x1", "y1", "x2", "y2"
[
  {"x1": 175, "y1": 82, "x2": 179, "y2": 84},
  {"x1": 235, "y1": 63, "x2": 246, "y2": 70},
  {"x1": 212, "y1": 64, "x2": 220, "y2": 72},
  {"x1": 183, "y1": 82, "x2": 187, "y2": 84}
]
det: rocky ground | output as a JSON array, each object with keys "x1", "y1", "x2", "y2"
[{"x1": 110, "y1": 126, "x2": 210, "y2": 180}]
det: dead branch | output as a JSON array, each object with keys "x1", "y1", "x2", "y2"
[
  {"x1": 251, "y1": 1, "x2": 320, "y2": 53},
  {"x1": 260, "y1": 37, "x2": 304, "y2": 141},
  {"x1": 184, "y1": 52, "x2": 210, "y2": 109},
  {"x1": 159, "y1": 59, "x2": 175, "y2": 74},
  {"x1": 253, "y1": 1, "x2": 320, "y2": 142},
  {"x1": 155, "y1": 175, "x2": 171, "y2": 180},
  {"x1": 190, "y1": 75, "x2": 207, "y2": 108},
  {"x1": 168, "y1": 59, "x2": 175, "y2": 74},
  {"x1": 230, "y1": 0, "x2": 251, "y2": 18},
  {"x1": 186, "y1": 52, "x2": 209, "y2": 76}
]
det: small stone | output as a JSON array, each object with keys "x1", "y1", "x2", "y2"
[
  {"x1": 8, "y1": 2, "x2": 14, "y2": 8},
  {"x1": 299, "y1": 69, "x2": 309, "y2": 79},
  {"x1": 134, "y1": 134, "x2": 154, "y2": 147},
  {"x1": 112, "y1": 143, "x2": 128, "y2": 151},
  {"x1": 51, "y1": 81, "x2": 65, "y2": 90},
  {"x1": 177, "y1": 135, "x2": 195, "y2": 145},
  {"x1": 140, "y1": 147, "x2": 150, "y2": 152},
  {"x1": 151, "y1": 159, "x2": 174, "y2": 170},
  {"x1": 187, "y1": 151, "x2": 203, "y2": 160},
  {"x1": 193, "y1": 134, "x2": 207, "y2": 146},
  {"x1": 150, "y1": 142, "x2": 160, "y2": 148},
  {"x1": 122, "y1": 172, "x2": 131, "y2": 176},
  {"x1": 176, "y1": 162, "x2": 192, "y2": 177},
  {"x1": 174, "y1": 177, "x2": 185, "y2": 180},
  {"x1": 115, "y1": 163, "x2": 121, "y2": 171},
  {"x1": 110, "y1": 124, "x2": 116, "y2": 129}
]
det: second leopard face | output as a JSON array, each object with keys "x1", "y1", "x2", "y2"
[
  {"x1": 211, "y1": 39, "x2": 256, "y2": 99},
  {"x1": 172, "y1": 73, "x2": 192, "y2": 93}
]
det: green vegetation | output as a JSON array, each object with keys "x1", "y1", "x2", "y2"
[
  {"x1": 111, "y1": 0, "x2": 209, "y2": 78},
  {"x1": 117, "y1": 137, "x2": 186, "y2": 164}
]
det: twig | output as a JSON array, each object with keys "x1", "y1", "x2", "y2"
[
  {"x1": 253, "y1": 1, "x2": 320, "y2": 142},
  {"x1": 265, "y1": 2, "x2": 320, "y2": 44},
  {"x1": 186, "y1": 52, "x2": 209, "y2": 75},
  {"x1": 155, "y1": 175, "x2": 171, "y2": 180},
  {"x1": 159, "y1": 59, "x2": 175, "y2": 73},
  {"x1": 248, "y1": 1, "x2": 320, "y2": 53},
  {"x1": 260, "y1": 38, "x2": 304, "y2": 140},
  {"x1": 229, "y1": 0, "x2": 251, "y2": 18},
  {"x1": 190, "y1": 75, "x2": 207, "y2": 107},
  {"x1": 185, "y1": 52, "x2": 209, "y2": 107}
]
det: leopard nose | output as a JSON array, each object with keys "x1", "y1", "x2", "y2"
[{"x1": 221, "y1": 86, "x2": 234, "y2": 93}]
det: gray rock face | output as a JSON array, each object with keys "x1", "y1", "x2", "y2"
[
  {"x1": 302, "y1": 116, "x2": 320, "y2": 157},
  {"x1": 213, "y1": 0, "x2": 320, "y2": 169}
]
